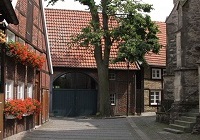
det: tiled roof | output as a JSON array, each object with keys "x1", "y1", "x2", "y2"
[
  {"x1": 145, "y1": 22, "x2": 166, "y2": 66},
  {"x1": 45, "y1": 9, "x2": 166, "y2": 70}
]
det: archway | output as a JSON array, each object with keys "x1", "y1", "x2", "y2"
[{"x1": 52, "y1": 72, "x2": 98, "y2": 117}]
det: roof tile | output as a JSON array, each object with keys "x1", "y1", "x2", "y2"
[{"x1": 45, "y1": 9, "x2": 166, "y2": 69}]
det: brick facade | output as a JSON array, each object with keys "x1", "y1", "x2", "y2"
[
  {"x1": 2, "y1": 0, "x2": 51, "y2": 138},
  {"x1": 51, "y1": 67, "x2": 136, "y2": 116}
]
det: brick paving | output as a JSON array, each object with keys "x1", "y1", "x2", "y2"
[{"x1": 4, "y1": 114, "x2": 200, "y2": 140}]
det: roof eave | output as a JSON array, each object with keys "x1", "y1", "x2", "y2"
[
  {"x1": 0, "y1": 0, "x2": 19, "y2": 25},
  {"x1": 40, "y1": 0, "x2": 53, "y2": 75}
]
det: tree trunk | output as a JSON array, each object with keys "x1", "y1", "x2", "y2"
[{"x1": 97, "y1": 63, "x2": 110, "y2": 116}]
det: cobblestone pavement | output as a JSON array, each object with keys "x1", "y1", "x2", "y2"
[{"x1": 4, "y1": 115, "x2": 200, "y2": 140}]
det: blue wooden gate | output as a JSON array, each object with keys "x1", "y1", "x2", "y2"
[{"x1": 52, "y1": 89, "x2": 97, "y2": 117}]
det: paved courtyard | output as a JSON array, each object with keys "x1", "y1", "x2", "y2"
[{"x1": 4, "y1": 114, "x2": 200, "y2": 140}]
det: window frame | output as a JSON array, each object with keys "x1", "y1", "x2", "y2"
[
  {"x1": 27, "y1": 83, "x2": 33, "y2": 98},
  {"x1": 163, "y1": 69, "x2": 166, "y2": 75},
  {"x1": 152, "y1": 68, "x2": 162, "y2": 79},
  {"x1": 110, "y1": 94, "x2": 116, "y2": 106},
  {"x1": 5, "y1": 80, "x2": 14, "y2": 100},
  {"x1": 17, "y1": 82, "x2": 25, "y2": 99},
  {"x1": 150, "y1": 90, "x2": 161, "y2": 106},
  {"x1": 18, "y1": 37, "x2": 25, "y2": 44},
  {"x1": 109, "y1": 73, "x2": 116, "y2": 80},
  {"x1": 6, "y1": 30, "x2": 15, "y2": 42}
]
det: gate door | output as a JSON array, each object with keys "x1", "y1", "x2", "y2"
[
  {"x1": 52, "y1": 72, "x2": 97, "y2": 117},
  {"x1": 53, "y1": 89, "x2": 97, "y2": 117}
]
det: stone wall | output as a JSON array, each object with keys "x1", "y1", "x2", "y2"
[
  {"x1": 164, "y1": 0, "x2": 179, "y2": 102},
  {"x1": 178, "y1": 0, "x2": 199, "y2": 101},
  {"x1": 163, "y1": 0, "x2": 200, "y2": 123}
]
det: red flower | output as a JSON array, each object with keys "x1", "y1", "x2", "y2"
[
  {"x1": 4, "y1": 99, "x2": 26, "y2": 119},
  {"x1": 4, "y1": 98, "x2": 41, "y2": 119},
  {"x1": 7, "y1": 42, "x2": 46, "y2": 69}
]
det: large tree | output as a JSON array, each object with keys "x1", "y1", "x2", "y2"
[{"x1": 46, "y1": 0, "x2": 161, "y2": 116}]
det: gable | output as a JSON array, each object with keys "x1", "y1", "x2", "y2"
[{"x1": 7, "y1": 0, "x2": 53, "y2": 74}]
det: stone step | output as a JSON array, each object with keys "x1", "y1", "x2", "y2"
[
  {"x1": 189, "y1": 109, "x2": 199, "y2": 113},
  {"x1": 174, "y1": 120, "x2": 195, "y2": 128},
  {"x1": 169, "y1": 124, "x2": 191, "y2": 133},
  {"x1": 180, "y1": 116, "x2": 196, "y2": 123},
  {"x1": 163, "y1": 128, "x2": 184, "y2": 134},
  {"x1": 185, "y1": 113, "x2": 199, "y2": 117}
]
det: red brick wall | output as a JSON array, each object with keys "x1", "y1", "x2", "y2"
[{"x1": 52, "y1": 68, "x2": 136, "y2": 115}]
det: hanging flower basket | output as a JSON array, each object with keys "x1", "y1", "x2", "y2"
[{"x1": 5, "y1": 42, "x2": 45, "y2": 69}]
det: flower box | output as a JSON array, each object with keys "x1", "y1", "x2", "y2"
[
  {"x1": 5, "y1": 42, "x2": 45, "y2": 69},
  {"x1": 5, "y1": 115, "x2": 16, "y2": 119},
  {"x1": 23, "y1": 113, "x2": 30, "y2": 117},
  {"x1": 4, "y1": 98, "x2": 41, "y2": 120}
]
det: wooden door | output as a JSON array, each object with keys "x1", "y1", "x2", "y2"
[
  {"x1": 42, "y1": 90, "x2": 49, "y2": 123},
  {"x1": 35, "y1": 71, "x2": 40, "y2": 125}
]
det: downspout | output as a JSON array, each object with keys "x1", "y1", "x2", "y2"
[
  {"x1": 197, "y1": 61, "x2": 200, "y2": 113},
  {"x1": 135, "y1": 61, "x2": 141, "y2": 114}
]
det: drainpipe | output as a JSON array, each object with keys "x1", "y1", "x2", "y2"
[
  {"x1": 197, "y1": 61, "x2": 200, "y2": 113},
  {"x1": 134, "y1": 74, "x2": 136, "y2": 115}
]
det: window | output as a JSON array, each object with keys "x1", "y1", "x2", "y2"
[
  {"x1": 109, "y1": 73, "x2": 116, "y2": 80},
  {"x1": 17, "y1": 82, "x2": 24, "y2": 99},
  {"x1": 152, "y1": 68, "x2": 161, "y2": 79},
  {"x1": 27, "y1": 83, "x2": 33, "y2": 98},
  {"x1": 150, "y1": 90, "x2": 161, "y2": 105},
  {"x1": 110, "y1": 94, "x2": 116, "y2": 105},
  {"x1": 18, "y1": 38, "x2": 25, "y2": 44},
  {"x1": 176, "y1": 32, "x2": 182, "y2": 67},
  {"x1": 6, "y1": 30, "x2": 15, "y2": 42},
  {"x1": 5, "y1": 80, "x2": 14, "y2": 100}
]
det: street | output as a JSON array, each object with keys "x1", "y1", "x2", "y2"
[{"x1": 4, "y1": 115, "x2": 200, "y2": 140}]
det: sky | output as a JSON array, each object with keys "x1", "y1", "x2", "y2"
[{"x1": 44, "y1": 0, "x2": 174, "y2": 22}]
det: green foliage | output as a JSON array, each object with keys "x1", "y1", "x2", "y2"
[{"x1": 114, "y1": 14, "x2": 161, "y2": 63}]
